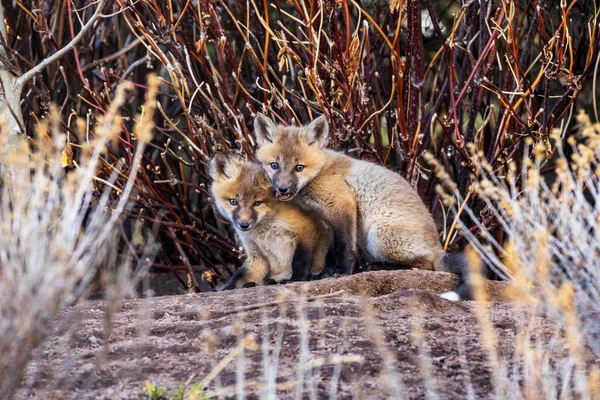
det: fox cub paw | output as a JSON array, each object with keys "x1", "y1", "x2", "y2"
[{"x1": 243, "y1": 282, "x2": 257, "y2": 288}]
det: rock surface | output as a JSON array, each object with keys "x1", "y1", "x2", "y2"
[{"x1": 17, "y1": 270, "x2": 563, "y2": 399}]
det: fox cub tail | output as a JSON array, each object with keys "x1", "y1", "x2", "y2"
[{"x1": 438, "y1": 252, "x2": 475, "y2": 301}]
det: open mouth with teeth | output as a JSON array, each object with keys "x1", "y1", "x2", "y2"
[{"x1": 277, "y1": 192, "x2": 292, "y2": 201}]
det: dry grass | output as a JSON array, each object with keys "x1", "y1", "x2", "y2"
[
  {"x1": 429, "y1": 111, "x2": 600, "y2": 397},
  {"x1": 0, "y1": 79, "x2": 157, "y2": 397}
]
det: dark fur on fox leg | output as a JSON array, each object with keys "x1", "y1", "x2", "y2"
[
  {"x1": 320, "y1": 233, "x2": 356, "y2": 277},
  {"x1": 221, "y1": 269, "x2": 245, "y2": 290},
  {"x1": 290, "y1": 244, "x2": 312, "y2": 281},
  {"x1": 332, "y1": 230, "x2": 356, "y2": 275},
  {"x1": 318, "y1": 245, "x2": 337, "y2": 278}
]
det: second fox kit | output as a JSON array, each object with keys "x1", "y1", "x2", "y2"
[
  {"x1": 254, "y1": 113, "x2": 464, "y2": 276},
  {"x1": 210, "y1": 154, "x2": 331, "y2": 289}
]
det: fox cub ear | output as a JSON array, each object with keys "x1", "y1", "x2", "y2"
[
  {"x1": 210, "y1": 154, "x2": 241, "y2": 180},
  {"x1": 254, "y1": 113, "x2": 279, "y2": 145},
  {"x1": 303, "y1": 115, "x2": 329, "y2": 148}
]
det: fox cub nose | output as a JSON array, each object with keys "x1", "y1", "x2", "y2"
[
  {"x1": 277, "y1": 185, "x2": 289, "y2": 193},
  {"x1": 239, "y1": 222, "x2": 250, "y2": 229}
]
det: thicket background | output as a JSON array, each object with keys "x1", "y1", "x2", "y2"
[{"x1": 1, "y1": 0, "x2": 598, "y2": 290}]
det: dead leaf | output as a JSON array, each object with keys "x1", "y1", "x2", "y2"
[
  {"x1": 61, "y1": 142, "x2": 73, "y2": 168},
  {"x1": 389, "y1": 0, "x2": 404, "y2": 13},
  {"x1": 347, "y1": 35, "x2": 361, "y2": 77}
]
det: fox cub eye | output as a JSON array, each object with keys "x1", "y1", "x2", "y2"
[
  {"x1": 228, "y1": 198, "x2": 237, "y2": 205},
  {"x1": 295, "y1": 164, "x2": 305, "y2": 172},
  {"x1": 253, "y1": 200, "x2": 263, "y2": 206},
  {"x1": 270, "y1": 162, "x2": 279, "y2": 170}
]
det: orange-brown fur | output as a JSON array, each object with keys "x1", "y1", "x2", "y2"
[
  {"x1": 210, "y1": 154, "x2": 331, "y2": 289},
  {"x1": 254, "y1": 114, "x2": 449, "y2": 275}
]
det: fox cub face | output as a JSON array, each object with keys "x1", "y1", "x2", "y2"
[
  {"x1": 254, "y1": 113, "x2": 329, "y2": 201},
  {"x1": 210, "y1": 155, "x2": 275, "y2": 231}
]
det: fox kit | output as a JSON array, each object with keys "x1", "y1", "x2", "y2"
[
  {"x1": 210, "y1": 154, "x2": 331, "y2": 289},
  {"x1": 254, "y1": 113, "x2": 463, "y2": 278}
]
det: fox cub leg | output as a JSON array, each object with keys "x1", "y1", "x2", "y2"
[
  {"x1": 291, "y1": 244, "x2": 313, "y2": 282},
  {"x1": 330, "y1": 205, "x2": 358, "y2": 275},
  {"x1": 221, "y1": 255, "x2": 270, "y2": 290},
  {"x1": 331, "y1": 229, "x2": 356, "y2": 274},
  {"x1": 311, "y1": 222, "x2": 333, "y2": 276},
  {"x1": 290, "y1": 222, "x2": 333, "y2": 282}
]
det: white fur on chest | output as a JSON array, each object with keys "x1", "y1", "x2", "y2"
[{"x1": 238, "y1": 220, "x2": 297, "y2": 280}]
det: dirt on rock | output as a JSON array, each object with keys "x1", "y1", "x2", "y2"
[{"x1": 16, "y1": 270, "x2": 565, "y2": 399}]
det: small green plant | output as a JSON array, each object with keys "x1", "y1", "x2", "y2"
[
  {"x1": 145, "y1": 380, "x2": 206, "y2": 400},
  {"x1": 172, "y1": 381, "x2": 186, "y2": 400},
  {"x1": 145, "y1": 382, "x2": 166, "y2": 400},
  {"x1": 182, "y1": 382, "x2": 205, "y2": 400}
]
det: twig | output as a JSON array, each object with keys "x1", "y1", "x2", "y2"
[
  {"x1": 168, "y1": 226, "x2": 201, "y2": 292},
  {"x1": 593, "y1": 46, "x2": 600, "y2": 122},
  {"x1": 16, "y1": 0, "x2": 107, "y2": 87},
  {"x1": 0, "y1": 5, "x2": 8, "y2": 57},
  {"x1": 221, "y1": 290, "x2": 346, "y2": 317},
  {"x1": 121, "y1": 56, "x2": 148, "y2": 79},
  {"x1": 81, "y1": 37, "x2": 142, "y2": 72},
  {"x1": 200, "y1": 335, "x2": 257, "y2": 390}
]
